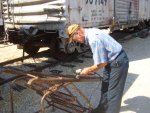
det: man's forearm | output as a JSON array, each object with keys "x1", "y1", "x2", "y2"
[{"x1": 84, "y1": 63, "x2": 107, "y2": 73}]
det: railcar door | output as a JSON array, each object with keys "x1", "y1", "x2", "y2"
[
  {"x1": 67, "y1": 0, "x2": 82, "y2": 24},
  {"x1": 68, "y1": 0, "x2": 113, "y2": 28},
  {"x1": 114, "y1": 0, "x2": 139, "y2": 27}
]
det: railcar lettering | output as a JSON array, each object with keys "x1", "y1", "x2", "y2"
[
  {"x1": 91, "y1": 10, "x2": 98, "y2": 16},
  {"x1": 86, "y1": 0, "x2": 107, "y2": 5}
]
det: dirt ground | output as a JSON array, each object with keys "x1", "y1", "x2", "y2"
[{"x1": 0, "y1": 31, "x2": 150, "y2": 113}]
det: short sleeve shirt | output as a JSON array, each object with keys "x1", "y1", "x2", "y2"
[{"x1": 85, "y1": 28, "x2": 122, "y2": 65}]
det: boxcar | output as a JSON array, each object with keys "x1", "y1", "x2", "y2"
[{"x1": 1, "y1": 0, "x2": 150, "y2": 57}]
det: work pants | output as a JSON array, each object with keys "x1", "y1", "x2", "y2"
[{"x1": 96, "y1": 50, "x2": 129, "y2": 113}]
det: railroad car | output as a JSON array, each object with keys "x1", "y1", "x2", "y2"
[{"x1": 1, "y1": 0, "x2": 150, "y2": 58}]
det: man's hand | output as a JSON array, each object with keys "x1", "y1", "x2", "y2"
[
  {"x1": 75, "y1": 67, "x2": 94, "y2": 79},
  {"x1": 80, "y1": 67, "x2": 94, "y2": 75}
]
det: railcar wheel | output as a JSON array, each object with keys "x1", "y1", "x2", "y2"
[
  {"x1": 65, "y1": 42, "x2": 76, "y2": 54},
  {"x1": 24, "y1": 42, "x2": 40, "y2": 56},
  {"x1": 137, "y1": 22, "x2": 146, "y2": 30},
  {"x1": 48, "y1": 38, "x2": 66, "y2": 60}
]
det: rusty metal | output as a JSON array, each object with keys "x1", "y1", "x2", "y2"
[
  {"x1": 52, "y1": 91, "x2": 76, "y2": 102},
  {"x1": 63, "y1": 86, "x2": 83, "y2": 107},
  {"x1": 2, "y1": 68, "x2": 100, "y2": 83},
  {"x1": 1, "y1": 67, "x2": 100, "y2": 113},
  {"x1": 70, "y1": 83, "x2": 92, "y2": 109},
  {"x1": 41, "y1": 83, "x2": 64, "y2": 113},
  {"x1": 48, "y1": 97, "x2": 88, "y2": 113},
  {"x1": 42, "y1": 83, "x2": 90, "y2": 113}
]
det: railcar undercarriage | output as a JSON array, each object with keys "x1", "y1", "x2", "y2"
[{"x1": 6, "y1": 27, "x2": 79, "y2": 60}]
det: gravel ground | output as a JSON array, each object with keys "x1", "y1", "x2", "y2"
[{"x1": 0, "y1": 31, "x2": 150, "y2": 113}]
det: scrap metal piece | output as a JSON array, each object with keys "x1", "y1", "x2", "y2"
[
  {"x1": 1, "y1": 67, "x2": 101, "y2": 113},
  {"x1": 41, "y1": 83, "x2": 64, "y2": 113}
]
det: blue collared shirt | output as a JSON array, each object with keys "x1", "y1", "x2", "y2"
[{"x1": 85, "y1": 28, "x2": 122, "y2": 65}]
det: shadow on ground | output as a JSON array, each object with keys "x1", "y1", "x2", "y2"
[
  {"x1": 121, "y1": 96, "x2": 150, "y2": 113},
  {"x1": 123, "y1": 73, "x2": 139, "y2": 95}
]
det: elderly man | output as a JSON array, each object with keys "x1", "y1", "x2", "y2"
[{"x1": 67, "y1": 24, "x2": 129, "y2": 113}]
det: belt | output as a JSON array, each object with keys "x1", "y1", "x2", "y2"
[
  {"x1": 115, "y1": 49, "x2": 124, "y2": 60},
  {"x1": 106, "y1": 50, "x2": 125, "y2": 69}
]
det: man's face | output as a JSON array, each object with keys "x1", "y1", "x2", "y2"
[{"x1": 72, "y1": 29, "x2": 85, "y2": 44}]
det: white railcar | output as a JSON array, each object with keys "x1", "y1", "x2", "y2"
[{"x1": 1, "y1": 0, "x2": 150, "y2": 56}]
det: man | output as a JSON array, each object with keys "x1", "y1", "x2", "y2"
[{"x1": 67, "y1": 24, "x2": 129, "y2": 113}]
